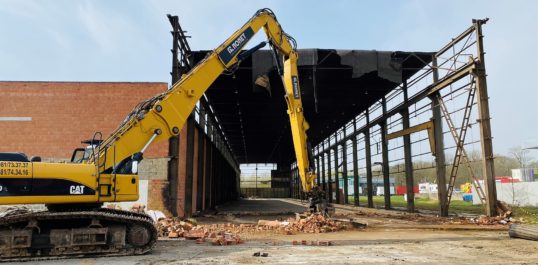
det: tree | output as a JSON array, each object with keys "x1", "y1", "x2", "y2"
[
  {"x1": 493, "y1": 155, "x2": 519, "y2": 176},
  {"x1": 509, "y1": 146, "x2": 533, "y2": 170}
]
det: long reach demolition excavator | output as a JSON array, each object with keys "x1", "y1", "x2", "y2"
[{"x1": 0, "y1": 9, "x2": 318, "y2": 260}]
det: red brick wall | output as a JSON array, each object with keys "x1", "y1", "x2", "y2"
[
  {"x1": 176, "y1": 124, "x2": 188, "y2": 217},
  {"x1": 148, "y1": 179, "x2": 172, "y2": 217},
  {"x1": 0, "y1": 81, "x2": 169, "y2": 158},
  {"x1": 192, "y1": 129, "x2": 199, "y2": 212}
]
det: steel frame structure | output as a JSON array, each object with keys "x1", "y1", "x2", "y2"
[
  {"x1": 168, "y1": 15, "x2": 240, "y2": 217},
  {"x1": 292, "y1": 19, "x2": 497, "y2": 216}
]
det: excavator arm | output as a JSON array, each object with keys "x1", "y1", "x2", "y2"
[
  {"x1": 95, "y1": 9, "x2": 317, "y2": 191},
  {"x1": 0, "y1": 9, "x2": 319, "y2": 260}
]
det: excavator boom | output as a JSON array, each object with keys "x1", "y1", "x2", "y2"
[
  {"x1": 0, "y1": 9, "x2": 316, "y2": 261},
  {"x1": 95, "y1": 8, "x2": 316, "y2": 191}
]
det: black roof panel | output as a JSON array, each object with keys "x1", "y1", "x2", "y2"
[{"x1": 192, "y1": 49, "x2": 433, "y2": 164}]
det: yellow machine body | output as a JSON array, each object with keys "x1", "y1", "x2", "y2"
[{"x1": 0, "y1": 161, "x2": 139, "y2": 204}]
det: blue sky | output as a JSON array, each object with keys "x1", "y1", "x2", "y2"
[{"x1": 1, "y1": 0, "x2": 537, "y2": 159}]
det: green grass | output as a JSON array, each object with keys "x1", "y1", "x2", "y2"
[
  {"x1": 353, "y1": 195, "x2": 484, "y2": 214},
  {"x1": 512, "y1": 206, "x2": 538, "y2": 224},
  {"x1": 347, "y1": 195, "x2": 538, "y2": 219}
]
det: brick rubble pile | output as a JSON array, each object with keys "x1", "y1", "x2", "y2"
[
  {"x1": 157, "y1": 213, "x2": 347, "y2": 244},
  {"x1": 157, "y1": 218, "x2": 245, "y2": 245},
  {"x1": 257, "y1": 213, "x2": 346, "y2": 234},
  {"x1": 470, "y1": 215, "x2": 514, "y2": 225},
  {"x1": 469, "y1": 201, "x2": 515, "y2": 225}
]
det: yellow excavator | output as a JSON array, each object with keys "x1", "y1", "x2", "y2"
[{"x1": 0, "y1": 8, "x2": 317, "y2": 260}]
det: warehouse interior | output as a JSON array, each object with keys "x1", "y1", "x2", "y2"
[{"x1": 166, "y1": 16, "x2": 497, "y2": 218}]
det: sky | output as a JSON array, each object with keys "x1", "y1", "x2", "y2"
[{"x1": 1, "y1": 0, "x2": 537, "y2": 159}]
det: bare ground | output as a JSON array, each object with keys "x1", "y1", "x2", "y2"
[{"x1": 18, "y1": 199, "x2": 538, "y2": 265}]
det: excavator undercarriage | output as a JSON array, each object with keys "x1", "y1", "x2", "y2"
[{"x1": 0, "y1": 208, "x2": 156, "y2": 261}]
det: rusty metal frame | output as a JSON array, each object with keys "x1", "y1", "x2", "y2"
[
  {"x1": 308, "y1": 18, "x2": 497, "y2": 216},
  {"x1": 386, "y1": 120, "x2": 435, "y2": 155}
]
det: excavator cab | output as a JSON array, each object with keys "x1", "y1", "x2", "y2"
[{"x1": 70, "y1": 139, "x2": 103, "y2": 163}]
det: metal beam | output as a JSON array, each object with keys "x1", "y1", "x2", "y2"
[
  {"x1": 321, "y1": 60, "x2": 476, "y2": 155},
  {"x1": 316, "y1": 156, "x2": 320, "y2": 186},
  {"x1": 334, "y1": 146, "x2": 340, "y2": 204},
  {"x1": 431, "y1": 56, "x2": 448, "y2": 217},
  {"x1": 327, "y1": 150, "x2": 333, "y2": 203},
  {"x1": 402, "y1": 82, "x2": 415, "y2": 213},
  {"x1": 427, "y1": 62, "x2": 476, "y2": 96},
  {"x1": 184, "y1": 115, "x2": 196, "y2": 217},
  {"x1": 436, "y1": 25, "x2": 476, "y2": 56},
  {"x1": 342, "y1": 139, "x2": 349, "y2": 204},
  {"x1": 204, "y1": 138, "x2": 212, "y2": 209},
  {"x1": 365, "y1": 110, "x2": 374, "y2": 208},
  {"x1": 197, "y1": 125, "x2": 205, "y2": 212},
  {"x1": 474, "y1": 18, "x2": 497, "y2": 216},
  {"x1": 381, "y1": 98, "x2": 391, "y2": 209},
  {"x1": 321, "y1": 151, "x2": 326, "y2": 192},
  {"x1": 386, "y1": 121, "x2": 435, "y2": 155},
  {"x1": 352, "y1": 136, "x2": 359, "y2": 206}
]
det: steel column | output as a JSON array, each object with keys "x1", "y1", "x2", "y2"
[
  {"x1": 380, "y1": 123, "x2": 390, "y2": 209},
  {"x1": 327, "y1": 150, "x2": 333, "y2": 203},
  {"x1": 474, "y1": 19, "x2": 497, "y2": 216},
  {"x1": 168, "y1": 16, "x2": 182, "y2": 217},
  {"x1": 296, "y1": 167, "x2": 300, "y2": 199},
  {"x1": 381, "y1": 99, "x2": 391, "y2": 209},
  {"x1": 342, "y1": 139, "x2": 349, "y2": 204},
  {"x1": 297, "y1": 167, "x2": 302, "y2": 199},
  {"x1": 294, "y1": 167, "x2": 298, "y2": 199},
  {"x1": 196, "y1": 125, "x2": 205, "y2": 212},
  {"x1": 334, "y1": 146, "x2": 340, "y2": 204},
  {"x1": 365, "y1": 110, "x2": 374, "y2": 208},
  {"x1": 352, "y1": 136, "x2": 359, "y2": 206},
  {"x1": 183, "y1": 115, "x2": 196, "y2": 217},
  {"x1": 168, "y1": 133, "x2": 179, "y2": 216},
  {"x1": 289, "y1": 165, "x2": 293, "y2": 198},
  {"x1": 321, "y1": 152, "x2": 326, "y2": 192},
  {"x1": 204, "y1": 138, "x2": 212, "y2": 209},
  {"x1": 402, "y1": 81, "x2": 415, "y2": 213},
  {"x1": 431, "y1": 56, "x2": 448, "y2": 216},
  {"x1": 316, "y1": 155, "x2": 321, "y2": 186}
]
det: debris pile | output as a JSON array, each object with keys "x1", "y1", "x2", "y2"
[
  {"x1": 470, "y1": 201, "x2": 514, "y2": 225},
  {"x1": 130, "y1": 203, "x2": 146, "y2": 213},
  {"x1": 157, "y1": 218, "x2": 245, "y2": 245},
  {"x1": 257, "y1": 213, "x2": 347, "y2": 234},
  {"x1": 340, "y1": 207, "x2": 516, "y2": 226},
  {"x1": 105, "y1": 203, "x2": 147, "y2": 213},
  {"x1": 470, "y1": 215, "x2": 514, "y2": 225},
  {"x1": 105, "y1": 204, "x2": 122, "y2": 210},
  {"x1": 156, "y1": 213, "x2": 349, "y2": 244}
]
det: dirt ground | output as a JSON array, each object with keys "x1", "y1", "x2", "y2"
[{"x1": 12, "y1": 199, "x2": 538, "y2": 265}]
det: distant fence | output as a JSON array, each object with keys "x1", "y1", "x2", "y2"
[
  {"x1": 472, "y1": 182, "x2": 538, "y2": 206},
  {"x1": 240, "y1": 188, "x2": 290, "y2": 198}
]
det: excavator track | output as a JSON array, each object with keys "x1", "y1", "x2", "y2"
[{"x1": 0, "y1": 208, "x2": 157, "y2": 262}]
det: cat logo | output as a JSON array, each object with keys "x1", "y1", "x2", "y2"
[{"x1": 70, "y1": 185, "x2": 85, "y2": 195}]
